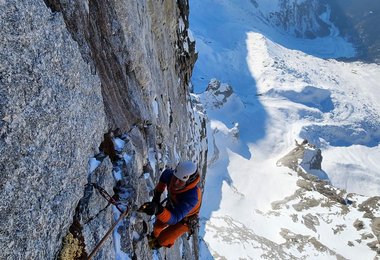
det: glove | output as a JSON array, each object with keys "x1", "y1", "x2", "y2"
[
  {"x1": 139, "y1": 202, "x2": 164, "y2": 216},
  {"x1": 152, "y1": 191, "x2": 162, "y2": 204},
  {"x1": 156, "y1": 202, "x2": 163, "y2": 215},
  {"x1": 139, "y1": 202, "x2": 157, "y2": 215}
]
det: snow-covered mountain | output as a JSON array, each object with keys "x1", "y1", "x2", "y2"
[
  {"x1": 190, "y1": 0, "x2": 380, "y2": 259},
  {"x1": 2, "y1": 0, "x2": 379, "y2": 258},
  {"x1": 254, "y1": 0, "x2": 335, "y2": 39}
]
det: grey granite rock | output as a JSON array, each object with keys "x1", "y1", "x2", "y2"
[{"x1": 0, "y1": 1, "x2": 106, "y2": 259}]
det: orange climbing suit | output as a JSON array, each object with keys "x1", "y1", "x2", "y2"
[{"x1": 153, "y1": 169, "x2": 202, "y2": 248}]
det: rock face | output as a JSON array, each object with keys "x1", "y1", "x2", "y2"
[
  {"x1": 0, "y1": 1, "x2": 106, "y2": 259},
  {"x1": 1, "y1": 0, "x2": 206, "y2": 259},
  {"x1": 255, "y1": 0, "x2": 380, "y2": 63},
  {"x1": 327, "y1": 0, "x2": 380, "y2": 63},
  {"x1": 272, "y1": 141, "x2": 380, "y2": 257},
  {"x1": 276, "y1": 139, "x2": 329, "y2": 180},
  {"x1": 256, "y1": 0, "x2": 332, "y2": 39}
]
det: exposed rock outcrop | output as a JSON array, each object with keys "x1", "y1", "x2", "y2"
[
  {"x1": 258, "y1": 0, "x2": 331, "y2": 39},
  {"x1": 273, "y1": 141, "x2": 380, "y2": 256}
]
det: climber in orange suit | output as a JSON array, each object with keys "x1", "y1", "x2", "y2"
[{"x1": 139, "y1": 161, "x2": 202, "y2": 249}]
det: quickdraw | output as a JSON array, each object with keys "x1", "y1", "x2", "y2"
[
  {"x1": 83, "y1": 183, "x2": 124, "y2": 225},
  {"x1": 91, "y1": 182, "x2": 124, "y2": 213}
]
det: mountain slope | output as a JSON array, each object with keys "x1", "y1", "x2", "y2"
[{"x1": 189, "y1": 0, "x2": 380, "y2": 258}]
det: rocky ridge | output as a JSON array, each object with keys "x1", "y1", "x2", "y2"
[
  {"x1": 254, "y1": 0, "x2": 332, "y2": 39},
  {"x1": 274, "y1": 141, "x2": 380, "y2": 258}
]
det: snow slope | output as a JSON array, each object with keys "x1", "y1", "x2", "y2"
[
  {"x1": 190, "y1": 0, "x2": 356, "y2": 95},
  {"x1": 190, "y1": 0, "x2": 380, "y2": 259}
]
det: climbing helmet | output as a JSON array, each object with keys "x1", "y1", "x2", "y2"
[{"x1": 174, "y1": 161, "x2": 197, "y2": 182}]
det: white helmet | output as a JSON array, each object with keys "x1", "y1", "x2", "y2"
[{"x1": 174, "y1": 161, "x2": 197, "y2": 182}]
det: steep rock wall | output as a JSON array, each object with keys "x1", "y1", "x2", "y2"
[
  {"x1": 0, "y1": 1, "x2": 106, "y2": 259},
  {"x1": 1, "y1": 0, "x2": 206, "y2": 259}
]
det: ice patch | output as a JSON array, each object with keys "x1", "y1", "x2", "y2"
[
  {"x1": 152, "y1": 99, "x2": 159, "y2": 118},
  {"x1": 88, "y1": 157, "x2": 101, "y2": 173},
  {"x1": 123, "y1": 154, "x2": 132, "y2": 164},
  {"x1": 179, "y1": 17, "x2": 185, "y2": 32},
  {"x1": 113, "y1": 169, "x2": 122, "y2": 181},
  {"x1": 114, "y1": 138, "x2": 125, "y2": 151},
  {"x1": 188, "y1": 29, "x2": 195, "y2": 42},
  {"x1": 183, "y1": 40, "x2": 189, "y2": 52},
  {"x1": 148, "y1": 148, "x2": 157, "y2": 177}
]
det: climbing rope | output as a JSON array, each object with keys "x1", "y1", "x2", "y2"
[
  {"x1": 88, "y1": 207, "x2": 130, "y2": 260},
  {"x1": 87, "y1": 183, "x2": 130, "y2": 259}
]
